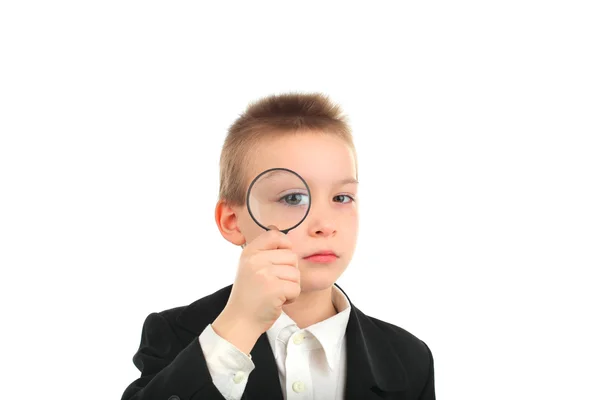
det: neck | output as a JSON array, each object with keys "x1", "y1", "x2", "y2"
[{"x1": 282, "y1": 285, "x2": 337, "y2": 329}]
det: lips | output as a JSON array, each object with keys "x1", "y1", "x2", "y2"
[
  {"x1": 303, "y1": 251, "x2": 339, "y2": 263},
  {"x1": 304, "y1": 250, "x2": 337, "y2": 257}
]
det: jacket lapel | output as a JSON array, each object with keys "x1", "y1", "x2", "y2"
[
  {"x1": 176, "y1": 284, "x2": 408, "y2": 399},
  {"x1": 244, "y1": 333, "x2": 284, "y2": 400},
  {"x1": 339, "y1": 284, "x2": 408, "y2": 399}
]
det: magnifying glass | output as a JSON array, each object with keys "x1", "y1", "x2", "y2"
[{"x1": 246, "y1": 167, "x2": 311, "y2": 234}]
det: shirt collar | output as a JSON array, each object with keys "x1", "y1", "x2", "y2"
[{"x1": 265, "y1": 284, "x2": 352, "y2": 371}]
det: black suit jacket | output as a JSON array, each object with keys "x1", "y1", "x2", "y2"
[{"x1": 121, "y1": 283, "x2": 435, "y2": 400}]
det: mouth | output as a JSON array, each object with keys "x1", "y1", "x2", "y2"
[{"x1": 303, "y1": 251, "x2": 339, "y2": 264}]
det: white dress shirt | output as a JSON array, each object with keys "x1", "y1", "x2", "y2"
[{"x1": 199, "y1": 285, "x2": 352, "y2": 400}]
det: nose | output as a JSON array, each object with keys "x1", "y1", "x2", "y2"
[{"x1": 306, "y1": 199, "x2": 337, "y2": 238}]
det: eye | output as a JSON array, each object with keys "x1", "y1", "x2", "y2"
[
  {"x1": 279, "y1": 193, "x2": 309, "y2": 206},
  {"x1": 333, "y1": 194, "x2": 354, "y2": 204}
]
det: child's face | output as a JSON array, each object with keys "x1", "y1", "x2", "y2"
[{"x1": 234, "y1": 131, "x2": 359, "y2": 292}]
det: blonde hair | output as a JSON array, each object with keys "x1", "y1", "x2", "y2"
[{"x1": 219, "y1": 92, "x2": 356, "y2": 206}]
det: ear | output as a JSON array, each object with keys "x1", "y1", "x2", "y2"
[{"x1": 215, "y1": 200, "x2": 246, "y2": 246}]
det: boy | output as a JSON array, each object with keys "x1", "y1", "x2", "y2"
[{"x1": 121, "y1": 93, "x2": 435, "y2": 400}]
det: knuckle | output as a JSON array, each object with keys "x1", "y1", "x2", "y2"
[
  {"x1": 245, "y1": 253, "x2": 261, "y2": 268},
  {"x1": 268, "y1": 229, "x2": 280, "y2": 237}
]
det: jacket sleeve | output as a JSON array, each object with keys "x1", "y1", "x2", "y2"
[
  {"x1": 121, "y1": 312, "x2": 235, "y2": 400},
  {"x1": 418, "y1": 341, "x2": 436, "y2": 400}
]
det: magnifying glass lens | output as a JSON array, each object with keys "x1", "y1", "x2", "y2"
[{"x1": 247, "y1": 169, "x2": 310, "y2": 233}]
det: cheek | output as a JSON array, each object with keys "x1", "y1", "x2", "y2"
[
  {"x1": 348, "y1": 217, "x2": 359, "y2": 238},
  {"x1": 338, "y1": 206, "x2": 359, "y2": 239},
  {"x1": 344, "y1": 205, "x2": 359, "y2": 225}
]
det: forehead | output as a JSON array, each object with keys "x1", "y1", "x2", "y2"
[{"x1": 246, "y1": 132, "x2": 357, "y2": 188}]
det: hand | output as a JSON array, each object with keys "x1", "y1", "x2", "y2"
[{"x1": 212, "y1": 226, "x2": 301, "y2": 353}]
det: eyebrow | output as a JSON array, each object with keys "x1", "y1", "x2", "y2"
[
  {"x1": 258, "y1": 170, "x2": 289, "y2": 182},
  {"x1": 337, "y1": 178, "x2": 359, "y2": 185}
]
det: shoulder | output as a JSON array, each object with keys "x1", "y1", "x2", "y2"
[
  {"x1": 369, "y1": 314, "x2": 431, "y2": 352},
  {"x1": 148, "y1": 284, "x2": 233, "y2": 336},
  {"x1": 371, "y1": 314, "x2": 434, "y2": 372},
  {"x1": 154, "y1": 304, "x2": 187, "y2": 323},
  {"x1": 357, "y1": 307, "x2": 434, "y2": 373},
  {"x1": 342, "y1": 299, "x2": 435, "y2": 393},
  {"x1": 337, "y1": 283, "x2": 433, "y2": 361}
]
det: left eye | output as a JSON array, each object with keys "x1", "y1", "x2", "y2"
[
  {"x1": 333, "y1": 195, "x2": 354, "y2": 203},
  {"x1": 279, "y1": 193, "x2": 309, "y2": 206}
]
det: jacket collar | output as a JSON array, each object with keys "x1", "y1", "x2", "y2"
[{"x1": 176, "y1": 283, "x2": 408, "y2": 399}]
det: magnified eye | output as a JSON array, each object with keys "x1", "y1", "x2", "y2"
[{"x1": 279, "y1": 193, "x2": 309, "y2": 206}]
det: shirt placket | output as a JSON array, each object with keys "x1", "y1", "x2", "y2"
[{"x1": 283, "y1": 328, "x2": 313, "y2": 400}]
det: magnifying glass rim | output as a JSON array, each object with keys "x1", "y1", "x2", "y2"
[{"x1": 246, "y1": 167, "x2": 312, "y2": 234}]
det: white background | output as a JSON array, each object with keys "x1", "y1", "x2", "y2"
[{"x1": 1, "y1": 1, "x2": 599, "y2": 398}]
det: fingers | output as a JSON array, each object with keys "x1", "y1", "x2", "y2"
[
  {"x1": 280, "y1": 280, "x2": 302, "y2": 304},
  {"x1": 269, "y1": 264, "x2": 301, "y2": 284},
  {"x1": 262, "y1": 249, "x2": 298, "y2": 268},
  {"x1": 248, "y1": 228, "x2": 293, "y2": 251}
]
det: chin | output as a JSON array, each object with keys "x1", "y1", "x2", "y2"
[{"x1": 299, "y1": 265, "x2": 345, "y2": 292}]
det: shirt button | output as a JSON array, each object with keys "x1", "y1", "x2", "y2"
[
  {"x1": 233, "y1": 371, "x2": 246, "y2": 384},
  {"x1": 292, "y1": 333, "x2": 305, "y2": 345},
  {"x1": 292, "y1": 381, "x2": 305, "y2": 393}
]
